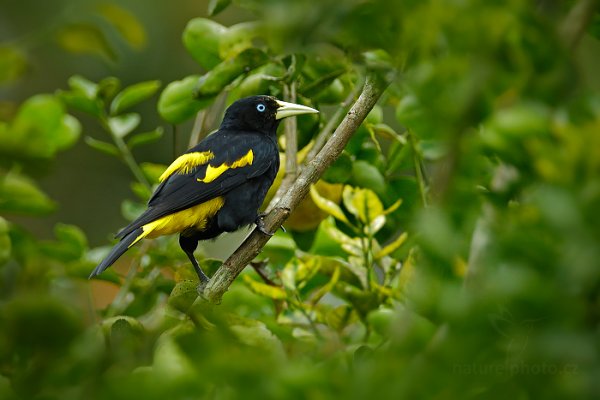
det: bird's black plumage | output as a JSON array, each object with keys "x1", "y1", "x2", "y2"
[{"x1": 89, "y1": 95, "x2": 318, "y2": 281}]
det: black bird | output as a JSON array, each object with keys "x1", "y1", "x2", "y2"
[{"x1": 89, "y1": 95, "x2": 318, "y2": 282}]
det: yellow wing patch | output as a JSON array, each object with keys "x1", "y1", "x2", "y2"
[
  {"x1": 197, "y1": 149, "x2": 254, "y2": 184},
  {"x1": 159, "y1": 151, "x2": 215, "y2": 182},
  {"x1": 128, "y1": 196, "x2": 225, "y2": 247}
]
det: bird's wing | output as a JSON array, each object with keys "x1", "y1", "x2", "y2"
[{"x1": 116, "y1": 133, "x2": 277, "y2": 239}]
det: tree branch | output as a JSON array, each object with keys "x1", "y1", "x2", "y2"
[
  {"x1": 304, "y1": 81, "x2": 362, "y2": 162},
  {"x1": 283, "y1": 82, "x2": 298, "y2": 181},
  {"x1": 202, "y1": 72, "x2": 392, "y2": 304},
  {"x1": 560, "y1": 0, "x2": 598, "y2": 50}
]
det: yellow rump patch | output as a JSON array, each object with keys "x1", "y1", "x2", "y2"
[
  {"x1": 197, "y1": 149, "x2": 254, "y2": 183},
  {"x1": 159, "y1": 151, "x2": 215, "y2": 182},
  {"x1": 128, "y1": 196, "x2": 225, "y2": 247}
]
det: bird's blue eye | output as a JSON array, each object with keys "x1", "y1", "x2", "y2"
[{"x1": 256, "y1": 103, "x2": 266, "y2": 112}]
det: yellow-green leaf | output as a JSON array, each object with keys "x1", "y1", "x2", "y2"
[
  {"x1": 56, "y1": 23, "x2": 116, "y2": 61},
  {"x1": 0, "y1": 171, "x2": 55, "y2": 215},
  {"x1": 311, "y1": 266, "x2": 340, "y2": 305},
  {"x1": 183, "y1": 18, "x2": 226, "y2": 70},
  {"x1": 208, "y1": 0, "x2": 232, "y2": 15},
  {"x1": 310, "y1": 185, "x2": 350, "y2": 224},
  {"x1": 108, "y1": 113, "x2": 140, "y2": 138},
  {"x1": 343, "y1": 186, "x2": 383, "y2": 224},
  {"x1": 158, "y1": 75, "x2": 214, "y2": 124},
  {"x1": 0, "y1": 216, "x2": 11, "y2": 264},
  {"x1": 383, "y1": 198, "x2": 403, "y2": 215},
  {"x1": 140, "y1": 162, "x2": 167, "y2": 184},
  {"x1": 375, "y1": 232, "x2": 408, "y2": 259},
  {"x1": 242, "y1": 275, "x2": 287, "y2": 299},
  {"x1": 218, "y1": 21, "x2": 263, "y2": 60},
  {"x1": 110, "y1": 80, "x2": 161, "y2": 115},
  {"x1": 85, "y1": 136, "x2": 119, "y2": 157},
  {"x1": 98, "y1": 3, "x2": 146, "y2": 50},
  {"x1": 127, "y1": 128, "x2": 163, "y2": 149},
  {"x1": 0, "y1": 45, "x2": 27, "y2": 84}
]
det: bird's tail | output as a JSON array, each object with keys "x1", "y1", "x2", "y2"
[{"x1": 88, "y1": 227, "x2": 144, "y2": 279}]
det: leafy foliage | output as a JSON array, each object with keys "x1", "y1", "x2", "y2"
[{"x1": 1, "y1": 1, "x2": 599, "y2": 399}]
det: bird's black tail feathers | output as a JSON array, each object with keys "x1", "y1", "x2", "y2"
[{"x1": 88, "y1": 227, "x2": 143, "y2": 279}]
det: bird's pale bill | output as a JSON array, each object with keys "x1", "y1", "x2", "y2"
[{"x1": 275, "y1": 100, "x2": 319, "y2": 120}]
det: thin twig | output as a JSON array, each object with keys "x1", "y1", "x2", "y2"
[
  {"x1": 188, "y1": 110, "x2": 207, "y2": 148},
  {"x1": 100, "y1": 116, "x2": 151, "y2": 190},
  {"x1": 265, "y1": 83, "x2": 299, "y2": 212},
  {"x1": 106, "y1": 241, "x2": 151, "y2": 317},
  {"x1": 203, "y1": 72, "x2": 393, "y2": 304},
  {"x1": 304, "y1": 82, "x2": 362, "y2": 162},
  {"x1": 560, "y1": 0, "x2": 599, "y2": 50},
  {"x1": 188, "y1": 93, "x2": 228, "y2": 148},
  {"x1": 284, "y1": 82, "x2": 298, "y2": 181},
  {"x1": 408, "y1": 130, "x2": 428, "y2": 207},
  {"x1": 250, "y1": 261, "x2": 278, "y2": 286},
  {"x1": 293, "y1": 292, "x2": 323, "y2": 339}
]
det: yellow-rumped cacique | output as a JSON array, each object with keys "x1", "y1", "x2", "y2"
[{"x1": 89, "y1": 95, "x2": 318, "y2": 282}]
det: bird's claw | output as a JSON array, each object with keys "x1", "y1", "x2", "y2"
[
  {"x1": 255, "y1": 213, "x2": 286, "y2": 235},
  {"x1": 197, "y1": 279, "x2": 209, "y2": 296},
  {"x1": 255, "y1": 215, "x2": 274, "y2": 236}
]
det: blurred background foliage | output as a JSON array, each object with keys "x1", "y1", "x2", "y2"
[{"x1": 1, "y1": 0, "x2": 600, "y2": 399}]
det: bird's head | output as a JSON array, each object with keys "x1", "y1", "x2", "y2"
[{"x1": 221, "y1": 95, "x2": 318, "y2": 135}]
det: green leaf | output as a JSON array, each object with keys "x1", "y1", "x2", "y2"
[
  {"x1": 56, "y1": 23, "x2": 116, "y2": 61},
  {"x1": 108, "y1": 113, "x2": 141, "y2": 138},
  {"x1": 322, "y1": 152, "x2": 353, "y2": 184},
  {"x1": 311, "y1": 266, "x2": 340, "y2": 305},
  {"x1": 182, "y1": 18, "x2": 226, "y2": 70},
  {"x1": 57, "y1": 90, "x2": 102, "y2": 117},
  {"x1": 121, "y1": 199, "x2": 145, "y2": 221},
  {"x1": 349, "y1": 160, "x2": 386, "y2": 194},
  {"x1": 208, "y1": 0, "x2": 232, "y2": 16},
  {"x1": 0, "y1": 216, "x2": 11, "y2": 265},
  {"x1": 101, "y1": 316, "x2": 145, "y2": 338},
  {"x1": 98, "y1": 3, "x2": 147, "y2": 50},
  {"x1": 369, "y1": 123, "x2": 406, "y2": 144},
  {"x1": 383, "y1": 198, "x2": 403, "y2": 215},
  {"x1": 242, "y1": 275, "x2": 287, "y2": 299},
  {"x1": 228, "y1": 316, "x2": 285, "y2": 357},
  {"x1": 153, "y1": 330, "x2": 198, "y2": 381},
  {"x1": 68, "y1": 75, "x2": 98, "y2": 98},
  {"x1": 194, "y1": 48, "x2": 268, "y2": 99},
  {"x1": 158, "y1": 75, "x2": 215, "y2": 124},
  {"x1": 342, "y1": 186, "x2": 384, "y2": 224},
  {"x1": 97, "y1": 77, "x2": 121, "y2": 103},
  {"x1": 281, "y1": 261, "x2": 297, "y2": 291},
  {"x1": 367, "y1": 215, "x2": 386, "y2": 235},
  {"x1": 418, "y1": 140, "x2": 446, "y2": 161},
  {"x1": 168, "y1": 280, "x2": 199, "y2": 313},
  {"x1": 367, "y1": 307, "x2": 395, "y2": 337},
  {"x1": 85, "y1": 136, "x2": 119, "y2": 157},
  {"x1": 127, "y1": 127, "x2": 164, "y2": 149},
  {"x1": 140, "y1": 162, "x2": 167, "y2": 184},
  {"x1": 0, "y1": 45, "x2": 27, "y2": 85},
  {"x1": 54, "y1": 114, "x2": 81, "y2": 150},
  {"x1": 110, "y1": 80, "x2": 161, "y2": 115},
  {"x1": 40, "y1": 223, "x2": 88, "y2": 261},
  {"x1": 310, "y1": 185, "x2": 350, "y2": 225},
  {"x1": 130, "y1": 182, "x2": 152, "y2": 201},
  {"x1": 0, "y1": 94, "x2": 81, "y2": 159},
  {"x1": 0, "y1": 171, "x2": 55, "y2": 215},
  {"x1": 375, "y1": 232, "x2": 408, "y2": 259},
  {"x1": 218, "y1": 21, "x2": 263, "y2": 60}
]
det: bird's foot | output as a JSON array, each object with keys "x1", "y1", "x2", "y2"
[
  {"x1": 255, "y1": 213, "x2": 286, "y2": 235},
  {"x1": 255, "y1": 214, "x2": 274, "y2": 236},
  {"x1": 196, "y1": 279, "x2": 209, "y2": 296}
]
